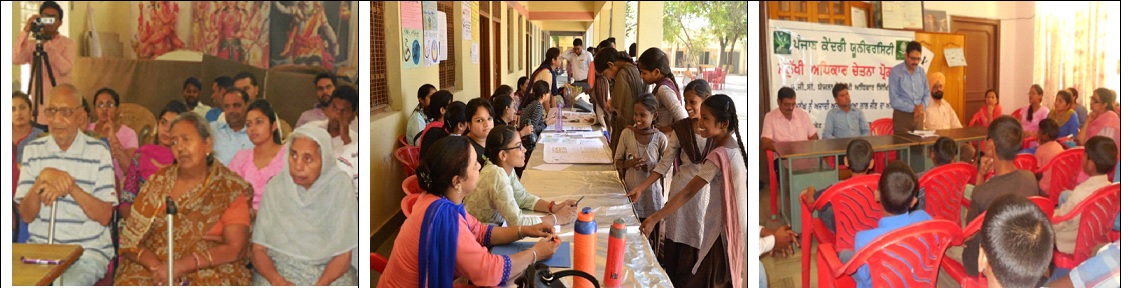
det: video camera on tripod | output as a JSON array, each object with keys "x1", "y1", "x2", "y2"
[{"x1": 29, "y1": 16, "x2": 56, "y2": 41}]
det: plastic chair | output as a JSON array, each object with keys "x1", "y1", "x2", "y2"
[
  {"x1": 401, "y1": 193, "x2": 421, "y2": 218},
  {"x1": 1014, "y1": 154, "x2": 1038, "y2": 171},
  {"x1": 817, "y1": 220, "x2": 961, "y2": 287},
  {"x1": 1011, "y1": 108, "x2": 1022, "y2": 119},
  {"x1": 939, "y1": 196, "x2": 1055, "y2": 288},
  {"x1": 765, "y1": 150, "x2": 781, "y2": 217},
  {"x1": 117, "y1": 103, "x2": 157, "y2": 145},
  {"x1": 394, "y1": 146, "x2": 421, "y2": 176},
  {"x1": 399, "y1": 134, "x2": 410, "y2": 147},
  {"x1": 1033, "y1": 148, "x2": 1086, "y2": 203},
  {"x1": 919, "y1": 163, "x2": 977, "y2": 225},
  {"x1": 869, "y1": 118, "x2": 895, "y2": 173},
  {"x1": 869, "y1": 118, "x2": 893, "y2": 136},
  {"x1": 372, "y1": 252, "x2": 389, "y2": 273},
  {"x1": 402, "y1": 175, "x2": 423, "y2": 195},
  {"x1": 800, "y1": 174, "x2": 883, "y2": 288},
  {"x1": 1022, "y1": 136, "x2": 1039, "y2": 150},
  {"x1": 1051, "y1": 183, "x2": 1121, "y2": 269}
]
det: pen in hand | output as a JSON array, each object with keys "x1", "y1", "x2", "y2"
[{"x1": 573, "y1": 196, "x2": 585, "y2": 207}]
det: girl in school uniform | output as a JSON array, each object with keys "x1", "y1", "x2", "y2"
[
  {"x1": 637, "y1": 47, "x2": 688, "y2": 132},
  {"x1": 618, "y1": 94, "x2": 669, "y2": 225},
  {"x1": 640, "y1": 94, "x2": 748, "y2": 288}
]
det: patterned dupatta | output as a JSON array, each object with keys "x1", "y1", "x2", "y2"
[
  {"x1": 115, "y1": 163, "x2": 254, "y2": 285},
  {"x1": 705, "y1": 146, "x2": 746, "y2": 288}
]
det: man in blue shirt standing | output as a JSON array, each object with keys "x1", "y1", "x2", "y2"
[
  {"x1": 823, "y1": 83, "x2": 870, "y2": 138},
  {"x1": 888, "y1": 41, "x2": 929, "y2": 135}
]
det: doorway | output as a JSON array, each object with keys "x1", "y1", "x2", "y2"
[
  {"x1": 480, "y1": 14, "x2": 491, "y2": 98},
  {"x1": 951, "y1": 16, "x2": 1001, "y2": 121}
]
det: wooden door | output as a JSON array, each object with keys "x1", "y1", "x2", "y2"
[
  {"x1": 915, "y1": 32, "x2": 966, "y2": 124},
  {"x1": 493, "y1": 19, "x2": 501, "y2": 89},
  {"x1": 950, "y1": 16, "x2": 1000, "y2": 122},
  {"x1": 480, "y1": 14, "x2": 491, "y2": 98}
]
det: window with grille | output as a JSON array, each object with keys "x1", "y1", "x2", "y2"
[
  {"x1": 372, "y1": 1, "x2": 390, "y2": 113},
  {"x1": 438, "y1": 1, "x2": 457, "y2": 90}
]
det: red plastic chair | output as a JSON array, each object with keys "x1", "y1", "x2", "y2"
[
  {"x1": 940, "y1": 196, "x2": 1054, "y2": 288},
  {"x1": 800, "y1": 174, "x2": 883, "y2": 288},
  {"x1": 869, "y1": 118, "x2": 895, "y2": 173},
  {"x1": 765, "y1": 150, "x2": 781, "y2": 217},
  {"x1": 402, "y1": 175, "x2": 423, "y2": 195},
  {"x1": 399, "y1": 134, "x2": 410, "y2": 147},
  {"x1": 1011, "y1": 108, "x2": 1022, "y2": 119},
  {"x1": 919, "y1": 163, "x2": 977, "y2": 225},
  {"x1": 401, "y1": 193, "x2": 421, "y2": 217},
  {"x1": 1050, "y1": 183, "x2": 1121, "y2": 269},
  {"x1": 394, "y1": 146, "x2": 421, "y2": 176},
  {"x1": 869, "y1": 118, "x2": 893, "y2": 136},
  {"x1": 817, "y1": 220, "x2": 961, "y2": 287},
  {"x1": 372, "y1": 252, "x2": 389, "y2": 273},
  {"x1": 1014, "y1": 154, "x2": 1038, "y2": 171},
  {"x1": 710, "y1": 67, "x2": 726, "y2": 90},
  {"x1": 1034, "y1": 148, "x2": 1086, "y2": 203}
]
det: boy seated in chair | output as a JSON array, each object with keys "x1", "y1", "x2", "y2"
[
  {"x1": 801, "y1": 139, "x2": 875, "y2": 234},
  {"x1": 1053, "y1": 136, "x2": 1118, "y2": 255},
  {"x1": 852, "y1": 160, "x2": 931, "y2": 288},
  {"x1": 979, "y1": 195, "x2": 1054, "y2": 288}
]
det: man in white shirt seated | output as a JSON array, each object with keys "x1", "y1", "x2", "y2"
[
  {"x1": 304, "y1": 85, "x2": 359, "y2": 158},
  {"x1": 923, "y1": 72, "x2": 963, "y2": 130}
]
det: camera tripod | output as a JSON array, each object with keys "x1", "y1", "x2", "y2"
[{"x1": 27, "y1": 37, "x2": 57, "y2": 124}]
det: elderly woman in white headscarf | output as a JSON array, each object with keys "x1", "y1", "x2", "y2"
[{"x1": 251, "y1": 125, "x2": 359, "y2": 286}]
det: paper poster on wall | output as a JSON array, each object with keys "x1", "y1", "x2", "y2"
[
  {"x1": 269, "y1": 1, "x2": 353, "y2": 69},
  {"x1": 470, "y1": 1, "x2": 480, "y2": 42},
  {"x1": 422, "y1": 1, "x2": 439, "y2": 67},
  {"x1": 438, "y1": 12, "x2": 448, "y2": 61},
  {"x1": 129, "y1": 1, "x2": 191, "y2": 60},
  {"x1": 400, "y1": 1, "x2": 423, "y2": 69},
  {"x1": 191, "y1": 1, "x2": 271, "y2": 68},
  {"x1": 471, "y1": 42, "x2": 479, "y2": 64},
  {"x1": 461, "y1": 1, "x2": 472, "y2": 39},
  {"x1": 944, "y1": 47, "x2": 967, "y2": 67},
  {"x1": 768, "y1": 20, "x2": 915, "y2": 136},
  {"x1": 920, "y1": 46, "x2": 935, "y2": 72}
]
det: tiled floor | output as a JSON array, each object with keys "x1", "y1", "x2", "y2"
[{"x1": 758, "y1": 182, "x2": 961, "y2": 288}]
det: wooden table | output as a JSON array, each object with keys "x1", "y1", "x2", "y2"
[
  {"x1": 12, "y1": 243, "x2": 84, "y2": 286},
  {"x1": 773, "y1": 135, "x2": 917, "y2": 232}
]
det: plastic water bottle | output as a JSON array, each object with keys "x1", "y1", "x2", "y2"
[
  {"x1": 574, "y1": 207, "x2": 597, "y2": 288},
  {"x1": 555, "y1": 101, "x2": 564, "y2": 133},
  {"x1": 603, "y1": 218, "x2": 627, "y2": 288}
]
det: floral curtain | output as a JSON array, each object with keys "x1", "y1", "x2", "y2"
[{"x1": 1033, "y1": 1, "x2": 1119, "y2": 109}]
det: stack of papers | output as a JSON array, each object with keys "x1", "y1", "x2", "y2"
[{"x1": 910, "y1": 130, "x2": 938, "y2": 138}]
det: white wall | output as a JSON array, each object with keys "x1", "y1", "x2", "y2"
[{"x1": 923, "y1": 1, "x2": 1037, "y2": 114}]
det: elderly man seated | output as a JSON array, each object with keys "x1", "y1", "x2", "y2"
[{"x1": 16, "y1": 84, "x2": 118, "y2": 285}]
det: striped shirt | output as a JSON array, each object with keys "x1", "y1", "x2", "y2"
[{"x1": 15, "y1": 133, "x2": 119, "y2": 262}]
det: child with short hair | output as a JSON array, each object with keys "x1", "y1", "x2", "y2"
[
  {"x1": 852, "y1": 160, "x2": 931, "y2": 288},
  {"x1": 801, "y1": 139, "x2": 874, "y2": 233},
  {"x1": 1053, "y1": 136, "x2": 1118, "y2": 254},
  {"x1": 1032, "y1": 119, "x2": 1067, "y2": 193},
  {"x1": 979, "y1": 195, "x2": 1054, "y2": 288}
]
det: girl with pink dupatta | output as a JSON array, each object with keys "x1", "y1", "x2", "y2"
[{"x1": 640, "y1": 94, "x2": 748, "y2": 288}]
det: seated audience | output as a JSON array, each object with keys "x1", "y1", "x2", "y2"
[
  {"x1": 406, "y1": 84, "x2": 437, "y2": 146},
  {"x1": 465, "y1": 126, "x2": 578, "y2": 226},
  {"x1": 1052, "y1": 136, "x2": 1117, "y2": 255},
  {"x1": 303, "y1": 85, "x2": 359, "y2": 158},
  {"x1": 122, "y1": 100, "x2": 187, "y2": 220},
  {"x1": 1031, "y1": 119, "x2": 1066, "y2": 193},
  {"x1": 211, "y1": 88, "x2": 255, "y2": 165},
  {"x1": 87, "y1": 87, "x2": 139, "y2": 187},
  {"x1": 17, "y1": 84, "x2": 117, "y2": 285},
  {"x1": 252, "y1": 125, "x2": 359, "y2": 285},
  {"x1": 206, "y1": 76, "x2": 233, "y2": 122},
  {"x1": 852, "y1": 160, "x2": 931, "y2": 288},
  {"x1": 229, "y1": 99, "x2": 286, "y2": 210},
  {"x1": 963, "y1": 116, "x2": 1041, "y2": 275},
  {"x1": 979, "y1": 195, "x2": 1055, "y2": 288},
  {"x1": 1079, "y1": 88, "x2": 1119, "y2": 148},
  {"x1": 416, "y1": 90, "x2": 456, "y2": 154},
  {"x1": 923, "y1": 73, "x2": 963, "y2": 130},
  {"x1": 822, "y1": 83, "x2": 869, "y2": 139},
  {"x1": 969, "y1": 89, "x2": 1002, "y2": 127},
  {"x1": 801, "y1": 139, "x2": 874, "y2": 233},
  {"x1": 115, "y1": 112, "x2": 253, "y2": 285},
  {"x1": 465, "y1": 98, "x2": 496, "y2": 169},
  {"x1": 183, "y1": 77, "x2": 207, "y2": 117},
  {"x1": 761, "y1": 87, "x2": 817, "y2": 151},
  {"x1": 379, "y1": 136, "x2": 560, "y2": 288},
  {"x1": 1019, "y1": 84, "x2": 1050, "y2": 137},
  {"x1": 1048, "y1": 90, "x2": 1080, "y2": 140},
  {"x1": 295, "y1": 73, "x2": 338, "y2": 128}
]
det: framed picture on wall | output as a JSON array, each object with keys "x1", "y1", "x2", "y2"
[
  {"x1": 923, "y1": 10, "x2": 950, "y2": 32},
  {"x1": 879, "y1": 1, "x2": 924, "y2": 30}
]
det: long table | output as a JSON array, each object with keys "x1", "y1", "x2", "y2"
[
  {"x1": 895, "y1": 127, "x2": 988, "y2": 172},
  {"x1": 513, "y1": 128, "x2": 674, "y2": 287},
  {"x1": 773, "y1": 135, "x2": 917, "y2": 232}
]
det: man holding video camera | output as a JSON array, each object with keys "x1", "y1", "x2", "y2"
[{"x1": 14, "y1": 1, "x2": 76, "y2": 126}]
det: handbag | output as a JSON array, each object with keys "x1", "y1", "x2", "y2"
[{"x1": 514, "y1": 263, "x2": 601, "y2": 288}]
